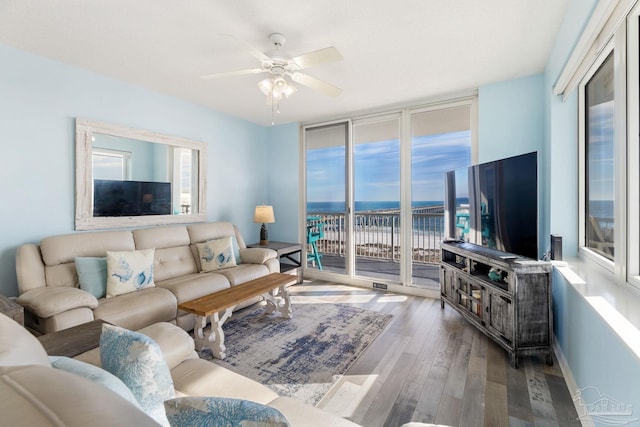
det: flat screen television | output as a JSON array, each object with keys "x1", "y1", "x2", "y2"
[
  {"x1": 444, "y1": 152, "x2": 538, "y2": 259},
  {"x1": 93, "y1": 179, "x2": 171, "y2": 217}
]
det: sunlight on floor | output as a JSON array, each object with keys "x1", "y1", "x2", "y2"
[
  {"x1": 291, "y1": 295, "x2": 377, "y2": 304},
  {"x1": 317, "y1": 374, "x2": 380, "y2": 418}
]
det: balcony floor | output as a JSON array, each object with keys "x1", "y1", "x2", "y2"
[{"x1": 309, "y1": 254, "x2": 440, "y2": 289}]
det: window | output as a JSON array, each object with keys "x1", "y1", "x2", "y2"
[
  {"x1": 303, "y1": 96, "x2": 476, "y2": 289},
  {"x1": 92, "y1": 148, "x2": 131, "y2": 180},
  {"x1": 576, "y1": 1, "x2": 640, "y2": 289},
  {"x1": 584, "y1": 52, "x2": 615, "y2": 260}
]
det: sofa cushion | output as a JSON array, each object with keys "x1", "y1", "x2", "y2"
[
  {"x1": 164, "y1": 396, "x2": 290, "y2": 427},
  {"x1": 75, "y1": 256, "x2": 107, "y2": 298},
  {"x1": 100, "y1": 323, "x2": 174, "y2": 426},
  {"x1": 16, "y1": 287, "x2": 98, "y2": 318},
  {"x1": 0, "y1": 365, "x2": 158, "y2": 427},
  {"x1": 0, "y1": 313, "x2": 50, "y2": 367},
  {"x1": 170, "y1": 358, "x2": 280, "y2": 405},
  {"x1": 93, "y1": 286, "x2": 176, "y2": 331},
  {"x1": 268, "y1": 397, "x2": 361, "y2": 427},
  {"x1": 196, "y1": 236, "x2": 237, "y2": 272},
  {"x1": 106, "y1": 248, "x2": 156, "y2": 297},
  {"x1": 216, "y1": 263, "x2": 270, "y2": 286},
  {"x1": 49, "y1": 355, "x2": 140, "y2": 408},
  {"x1": 157, "y1": 272, "x2": 229, "y2": 308},
  {"x1": 239, "y1": 247, "x2": 277, "y2": 265}
]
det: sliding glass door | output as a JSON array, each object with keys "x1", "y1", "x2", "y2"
[
  {"x1": 410, "y1": 104, "x2": 472, "y2": 287},
  {"x1": 303, "y1": 98, "x2": 475, "y2": 289},
  {"x1": 353, "y1": 116, "x2": 401, "y2": 281},
  {"x1": 305, "y1": 122, "x2": 349, "y2": 274}
]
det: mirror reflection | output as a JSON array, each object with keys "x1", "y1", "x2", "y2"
[
  {"x1": 75, "y1": 118, "x2": 206, "y2": 230},
  {"x1": 91, "y1": 134, "x2": 198, "y2": 216}
]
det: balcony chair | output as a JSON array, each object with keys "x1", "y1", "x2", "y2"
[{"x1": 306, "y1": 216, "x2": 324, "y2": 271}]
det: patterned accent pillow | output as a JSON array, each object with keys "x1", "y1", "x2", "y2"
[
  {"x1": 164, "y1": 397, "x2": 290, "y2": 427},
  {"x1": 196, "y1": 236, "x2": 237, "y2": 272},
  {"x1": 106, "y1": 248, "x2": 155, "y2": 298},
  {"x1": 49, "y1": 356, "x2": 141, "y2": 408},
  {"x1": 100, "y1": 323, "x2": 174, "y2": 426},
  {"x1": 75, "y1": 256, "x2": 107, "y2": 299}
]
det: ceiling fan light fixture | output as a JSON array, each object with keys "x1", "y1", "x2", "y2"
[
  {"x1": 258, "y1": 78, "x2": 274, "y2": 96},
  {"x1": 257, "y1": 76, "x2": 296, "y2": 99}
]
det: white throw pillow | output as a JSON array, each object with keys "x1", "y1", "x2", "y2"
[
  {"x1": 196, "y1": 236, "x2": 237, "y2": 272},
  {"x1": 106, "y1": 249, "x2": 155, "y2": 298}
]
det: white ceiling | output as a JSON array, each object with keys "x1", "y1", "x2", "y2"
[{"x1": 0, "y1": 0, "x2": 569, "y2": 127}]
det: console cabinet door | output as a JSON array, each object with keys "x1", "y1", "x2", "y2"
[{"x1": 487, "y1": 290, "x2": 514, "y2": 345}]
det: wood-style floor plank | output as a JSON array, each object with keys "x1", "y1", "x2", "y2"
[{"x1": 290, "y1": 280, "x2": 579, "y2": 426}]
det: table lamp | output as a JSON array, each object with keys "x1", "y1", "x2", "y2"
[{"x1": 254, "y1": 205, "x2": 275, "y2": 245}]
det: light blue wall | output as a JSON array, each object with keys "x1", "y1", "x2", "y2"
[
  {"x1": 478, "y1": 74, "x2": 545, "y2": 163},
  {"x1": 552, "y1": 270, "x2": 640, "y2": 424},
  {"x1": 545, "y1": 0, "x2": 599, "y2": 257},
  {"x1": 0, "y1": 44, "x2": 268, "y2": 297},
  {"x1": 477, "y1": 74, "x2": 547, "y2": 258},
  {"x1": 265, "y1": 123, "x2": 300, "y2": 243}
]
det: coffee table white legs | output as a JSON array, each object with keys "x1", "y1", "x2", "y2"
[
  {"x1": 192, "y1": 285, "x2": 292, "y2": 360},
  {"x1": 262, "y1": 285, "x2": 292, "y2": 319},
  {"x1": 193, "y1": 306, "x2": 233, "y2": 360}
]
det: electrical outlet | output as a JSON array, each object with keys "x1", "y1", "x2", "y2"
[{"x1": 373, "y1": 282, "x2": 388, "y2": 290}]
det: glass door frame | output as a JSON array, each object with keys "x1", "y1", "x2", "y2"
[{"x1": 301, "y1": 94, "x2": 478, "y2": 290}]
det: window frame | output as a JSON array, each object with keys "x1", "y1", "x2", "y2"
[{"x1": 577, "y1": 9, "x2": 640, "y2": 290}]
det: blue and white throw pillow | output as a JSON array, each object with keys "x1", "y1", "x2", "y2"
[
  {"x1": 164, "y1": 396, "x2": 290, "y2": 427},
  {"x1": 100, "y1": 323, "x2": 174, "y2": 426},
  {"x1": 196, "y1": 236, "x2": 237, "y2": 272},
  {"x1": 106, "y1": 248, "x2": 155, "y2": 298},
  {"x1": 49, "y1": 356, "x2": 141, "y2": 408}
]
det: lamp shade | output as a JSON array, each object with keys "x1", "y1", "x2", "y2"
[{"x1": 254, "y1": 205, "x2": 275, "y2": 224}]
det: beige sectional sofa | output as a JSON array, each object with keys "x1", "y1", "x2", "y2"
[
  {"x1": 15, "y1": 221, "x2": 280, "y2": 334},
  {"x1": 0, "y1": 313, "x2": 359, "y2": 426}
]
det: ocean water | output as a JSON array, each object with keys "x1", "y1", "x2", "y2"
[
  {"x1": 589, "y1": 199, "x2": 614, "y2": 219},
  {"x1": 307, "y1": 201, "x2": 443, "y2": 213}
]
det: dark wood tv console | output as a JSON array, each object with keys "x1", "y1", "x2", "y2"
[{"x1": 439, "y1": 241, "x2": 552, "y2": 368}]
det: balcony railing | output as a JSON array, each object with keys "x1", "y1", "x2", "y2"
[{"x1": 308, "y1": 206, "x2": 445, "y2": 265}]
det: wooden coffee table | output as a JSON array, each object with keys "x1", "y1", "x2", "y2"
[{"x1": 178, "y1": 272, "x2": 296, "y2": 359}]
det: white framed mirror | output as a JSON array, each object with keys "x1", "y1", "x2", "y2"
[{"x1": 75, "y1": 118, "x2": 207, "y2": 230}]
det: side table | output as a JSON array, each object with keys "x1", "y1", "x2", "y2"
[
  {"x1": 247, "y1": 241, "x2": 303, "y2": 283},
  {"x1": 0, "y1": 294, "x2": 24, "y2": 326},
  {"x1": 37, "y1": 319, "x2": 108, "y2": 358}
]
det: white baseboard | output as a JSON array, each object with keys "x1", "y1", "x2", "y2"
[{"x1": 553, "y1": 339, "x2": 593, "y2": 427}]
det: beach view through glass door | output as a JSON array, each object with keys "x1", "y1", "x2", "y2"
[
  {"x1": 411, "y1": 105, "x2": 472, "y2": 287},
  {"x1": 353, "y1": 117, "x2": 401, "y2": 281},
  {"x1": 305, "y1": 102, "x2": 473, "y2": 288}
]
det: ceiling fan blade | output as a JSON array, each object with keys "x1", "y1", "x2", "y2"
[
  {"x1": 219, "y1": 33, "x2": 270, "y2": 62},
  {"x1": 290, "y1": 46, "x2": 342, "y2": 69},
  {"x1": 200, "y1": 68, "x2": 266, "y2": 80},
  {"x1": 291, "y1": 72, "x2": 342, "y2": 97}
]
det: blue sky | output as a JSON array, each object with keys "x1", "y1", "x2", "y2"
[
  {"x1": 307, "y1": 130, "x2": 471, "y2": 203},
  {"x1": 588, "y1": 101, "x2": 614, "y2": 202}
]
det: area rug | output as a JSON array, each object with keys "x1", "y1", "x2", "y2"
[{"x1": 196, "y1": 297, "x2": 393, "y2": 406}]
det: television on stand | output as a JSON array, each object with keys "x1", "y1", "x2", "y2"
[{"x1": 444, "y1": 151, "x2": 538, "y2": 260}]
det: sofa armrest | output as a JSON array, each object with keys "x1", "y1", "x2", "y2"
[
  {"x1": 17, "y1": 287, "x2": 98, "y2": 318},
  {"x1": 136, "y1": 322, "x2": 198, "y2": 370},
  {"x1": 239, "y1": 248, "x2": 277, "y2": 265},
  {"x1": 16, "y1": 243, "x2": 47, "y2": 293}
]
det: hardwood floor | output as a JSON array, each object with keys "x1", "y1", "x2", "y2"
[{"x1": 289, "y1": 279, "x2": 581, "y2": 427}]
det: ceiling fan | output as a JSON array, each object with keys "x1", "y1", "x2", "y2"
[{"x1": 200, "y1": 33, "x2": 343, "y2": 100}]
